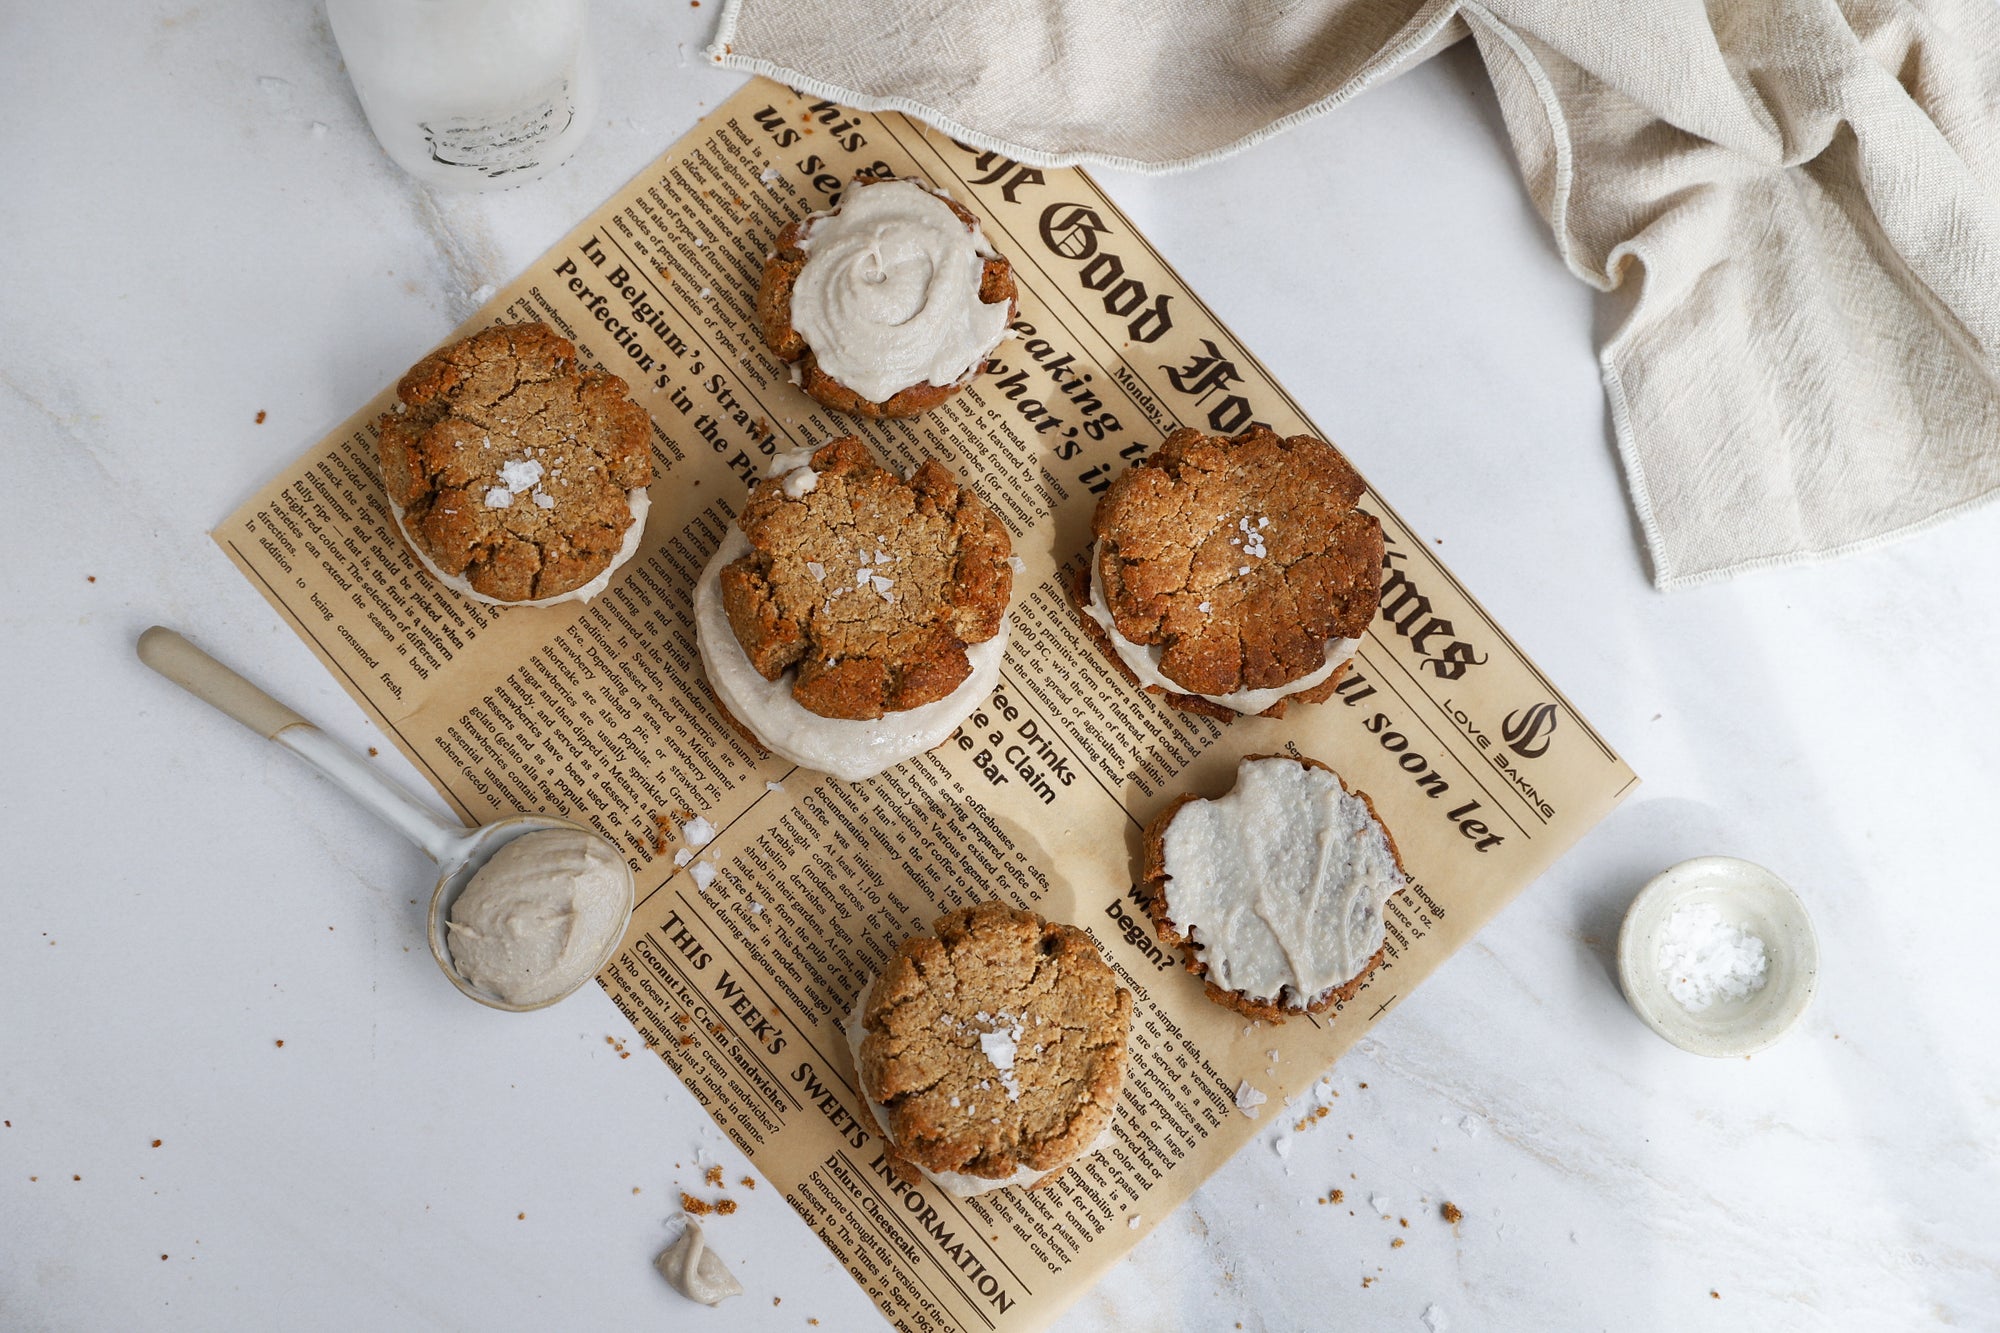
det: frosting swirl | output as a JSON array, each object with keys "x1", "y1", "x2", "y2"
[{"x1": 789, "y1": 179, "x2": 1010, "y2": 404}]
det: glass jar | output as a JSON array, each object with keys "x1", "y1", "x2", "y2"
[{"x1": 326, "y1": 0, "x2": 596, "y2": 191}]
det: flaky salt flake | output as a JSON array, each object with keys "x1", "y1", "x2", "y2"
[
  {"x1": 765, "y1": 780, "x2": 785, "y2": 792},
  {"x1": 873, "y1": 550, "x2": 892, "y2": 564},
  {"x1": 857, "y1": 567, "x2": 873, "y2": 586},
  {"x1": 1273, "y1": 1136, "x2": 1292, "y2": 1159},
  {"x1": 1007, "y1": 556, "x2": 1025, "y2": 573},
  {"x1": 1198, "y1": 601, "x2": 1212, "y2": 613},
  {"x1": 1238, "y1": 565, "x2": 1251, "y2": 575},
  {"x1": 531, "y1": 489, "x2": 555, "y2": 509},
  {"x1": 484, "y1": 487, "x2": 513, "y2": 509},
  {"x1": 499, "y1": 458, "x2": 545, "y2": 492},
  {"x1": 749, "y1": 902, "x2": 764, "y2": 914},
  {"x1": 1127, "y1": 1215, "x2": 1141, "y2": 1230},
  {"x1": 760, "y1": 166, "x2": 781, "y2": 183},
  {"x1": 1369, "y1": 1193, "x2": 1394, "y2": 1218},
  {"x1": 1234, "y1": 1081, "x2": 1267, "y2": 1118},
  {"x1": 1422, "y1": 1305, "x2": 1449, "y2": 1333},
  {"x1": 681, "y1": 815, "x2": 717, "y2": 847},
  {"x1": 698, "y1": 287, "x2": 712, "y2": 298},
  {"x1": 672, "y1": 848, "x2": 693, "y2": 868},
  {"x1": 806, "y1": 561, "x2": 826, "y2": 581},
  {"x1": 871, "y1": 575, "x2": 894, "y2": 597},
  {"x1": 689, "y1": 860, "x2": 719, "y2": 892},
  {"x1": 1458, "y1": 1115, "x2": 1481, "y2": 1138}
]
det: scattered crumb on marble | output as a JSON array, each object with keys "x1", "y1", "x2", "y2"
[
  {"x1": 1441, "y1": 1201, "x2": 1463, "y2": 1224},
  {"x1": 1711, "y1": 1291, "x2": 1721, "y2": 1300},
  {"x1": 516, "y1": 1212, "x2": 525, "y2": 1220},
  {"x1": 151, "y1": 1139, "x2": 162, "y2": 1148},
  {"x1": 1391, "y1": 1238, "x2": 1404, "y2": 1249},
  {"x1": 705, "y1": 1166, "x2": 725, "y2": 1188},
  {"x1": 716, "y1": 1199, "x2": 737, "y2": 1215},
  {"x1": 740, "y1": 1176, "x2": 755, "y2": 1190},
  {"x1": 255, "y1": 410, "x2": 267, "y2": 424},
  {"x1": 274, "y1": 1039, "x2": 284, "y2": 1048}
]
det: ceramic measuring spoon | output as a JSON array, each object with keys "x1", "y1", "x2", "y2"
[{"x1": 136, "y1": 627, "x2": 634, "y2": 1011}]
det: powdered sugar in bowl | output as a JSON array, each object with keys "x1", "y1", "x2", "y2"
[{"x1": 1616, "y1": 856, "x2": 1819, "y2": 1057}]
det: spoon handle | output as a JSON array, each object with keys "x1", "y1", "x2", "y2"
[{"x1": 137, "y1": 626, "x2": 466, "y2": 862}]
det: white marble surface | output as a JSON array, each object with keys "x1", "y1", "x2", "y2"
[{"x1": 5, "y1": 4, "x2": 1999, "y2": 1330}]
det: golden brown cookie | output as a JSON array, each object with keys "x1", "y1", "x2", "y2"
[
  {"x1": 853, "y1": 902, "x2": 1131, "y2": 1192},
  {"x1": 757, "y1": 177, "x2": 1017, "y2": 419},
  {"x1": 375, "y1": 323, "x2": 652, "y2": 605},
  {"x1": 1139, "y1": 755, "x2": 1405, "y2": 1023},
  {"x1": 720, "y1": 438, "x2": 1013, "y2": 721},
  {"x1": 1077, "y1": 425, "x2": 1383, "y2": 720}
]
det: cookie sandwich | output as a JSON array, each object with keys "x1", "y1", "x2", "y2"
[
  {"x1": 757, "y1": 176, "x2": 1017, "y2": 418},
  {"x1": 1142, "y1": 755, "x2": 1406, "y2": 1022},
  {"x1": 694, "y1": 437, "x2": 1014, "y2": 782},
  {"x1": 376, "y1": 323, "x2": 653, "y2": 606},
  {"x1": 1077, "y1": 425, "x2": 1382, "y2": 720},
  {"x1": 847, "y1": 902, "x2": 1131, "y2": 1195}
]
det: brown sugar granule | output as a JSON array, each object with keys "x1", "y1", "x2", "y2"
[
  {"x1": 740, "y1": 1176, "x2": 755, "y2": 1190},
  {"x1": 708, "y1": 1022, "x2": 728, "y2": 1037},
  {"x1": 704, "y1": 1166, "x2": 725, "y2": 1188},
  {"x1": 1358, "y1": 1082, "x2": 1368, "y2": 1089},
  {"x1": 86, "y1": 576, "x2": 96, "y2": 583},
  {"x1": 673, "y1": 1012, "x2": 691, "y2": 1026},
  {"x1": 677, "y1": 1034, "x2": 696, "y2": 1048},
  {"x1": 274, "y1": 1040, "x2": 284, "y2": 1048},
  {"x1": 1390, "y1": 1238, "x2": 1405, "y2": 1249},
  {"x1": 1399, "y1": 1218, "x2": 1409, "y2": 1228},
  {"x1": 73, "y1": 1174, "x2": 81, "y2": 1181},
  {"x1": 1361, "y1": 1276, "x2": 1375, "y2": 1289},
  {"x1": 653, "y1": 814, "x2": 673, "y2": 855},
  {"x1": 715, "y1": 1198, "x2": 737, "y2": 1215},
  {"x1": 151, "y1": 1139, "x2": 162, "y2": 1148},
  {"x1": 367, "y1": 747, "x2": 378, "y2": 757},
  {"x1": 681, "y1": 1192, "x2": 713, "y2": 1216},
  {"x1": 255, "y1": 410, "x2": 267, "y2": 424},
  {"x1": 1331, "y1": 1189, "x2": 1344, "y2": 1204},
  {"x1": 1441, "y1": 1202, "x2": 1463, "y2": 1225},
  {"x1": 160, "y1": 1254, "x2": 168, "y2": 1261},
  {"x1": 632, "y1": 1187, "x2": 641, "y2": 1195},
  {"x1": 1711, "y1": 1291, "x2": 1721, "y2": 1300},
  {"x1": 517, "y1": 1212, "x2": 525, "y2": 1220}
]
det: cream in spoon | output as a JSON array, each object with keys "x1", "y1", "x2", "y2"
[{"x1": 446, "y1": 828, "x2": 631, "y2": 1007}]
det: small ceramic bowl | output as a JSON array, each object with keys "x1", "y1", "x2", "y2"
[{"x1": 1616, "y1": 856, "x2": 1818, "y2": 1057}]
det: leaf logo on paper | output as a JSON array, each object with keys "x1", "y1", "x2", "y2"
[{"x1": 1502, "y1": 702, "x2": 1559, "y2": 759}]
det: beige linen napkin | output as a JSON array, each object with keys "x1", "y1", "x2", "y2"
[{"x1": 711, "y1": 0, "x2": 2000, "y2": 588}]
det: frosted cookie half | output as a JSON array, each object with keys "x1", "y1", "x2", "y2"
[
  {"x1": 1142, "y1": 755, "x2": 1407, "y2": 1022},
  {"x1": 848, "y1": 902, "x2": 1130, "y2": 1195}
]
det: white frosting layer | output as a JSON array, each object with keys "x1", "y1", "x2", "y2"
[
  {"x1": 789, "y1": 179, "x2": 1009, "y2": 403},
  {"x1": 446, "y1": 829, "x2": 632, "y2": 1008},
  {"x1": 844, "y1": 987, "x2": 1117, "y2": 1196},
  {"x1": 1084, "y1": 541, "x2": 1358, "y2": 713},
  {"x1": 389, "y1": 487, "x2": 651, "y2": 608},
  {"x1": 1161, "y1": 757, "x2": 1404, "y2": 1008},
  {"x1": 695, "y1": 525, "x2": 1006, "y2": 782}
]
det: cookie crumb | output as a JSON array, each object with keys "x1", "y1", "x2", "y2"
[
  {"x1": 255, "y1": 410, "x2": 267, "y2": 424},
  {"x1": 704, "y1": 1166, "x2": 724, "y2": 1188},
  {"x1": 367, "y1": 747, "x2": 378, "y2": 757},
  {"x1": 516, "y1": 1212, "x2": 525, "y2": 1220},
  {"x1": 1391, "y1": 1238, "x2": 1405, "y2": 1249},
  {"x1": 1711, "y1": 1291, "x2": 1721, "y2": 1300},
  {"x1": 1441, "y1": 1201, "x2": 1463, "y2": 1224},
  {"x1": 1331, "y1": 1188, "x2": 1344, "y2": 1204},
  {"x1": 87, "y1": 575, "x2": 96, "y2": 583},
  {"x1": 715, "y1": 1199, "x2": 737, "y2": 1215},
  {"x1": 151, "y1": 1139, "x2": 162, "y2": 1148},
  {"x1": 274, "y1": 1039, "x2": 284, "y2": 1048},
  {"x1": 740, "y1": 1176, "x2": 755, "y2": 1190},
  {"x1": 681, "y1": 1193, "x2": 712, "y2": 1216}
]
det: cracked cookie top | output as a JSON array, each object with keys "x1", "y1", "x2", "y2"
[
  {"x1": 376, "y1": 323, "x2": 652, "y2": 603},
  {"x1": 720, "y1": 437, "x2": 1013, "y2": 721},
  {"x1": 857, "y1": 902, "x2": 1131, "y2": 1187},
  {"x1": 756, "y1": 177, "x2": 1018, "y2": 419},
  {"x1": 1091, "y1": 425, "x2": 1383, "y2": 697}
]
